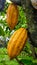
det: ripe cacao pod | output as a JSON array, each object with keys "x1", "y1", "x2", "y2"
[
  {"x1": 7, "y1": 28, "x2": 28, "y2": 59},
  {"x1": 6, "y1": 3, "x2": 19, "y2": 30}
]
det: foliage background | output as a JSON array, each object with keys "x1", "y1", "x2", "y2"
[{"x1": 0, "y1": 0, "x2": 37, "y2": 65}]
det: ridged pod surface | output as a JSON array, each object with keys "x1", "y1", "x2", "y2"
[
  {"x1": 7, "y1": 28, "x2": 28, "y2": 59},
  {"x1": 6, "y1": 3, "x2": 19, "y2": 30}
]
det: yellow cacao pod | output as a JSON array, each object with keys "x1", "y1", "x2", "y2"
[
  {"x1": 6, "y1": 3, "x2": 19, "y2": 30},
  {"x1": 7, "y1": 28, "x2": 28, "y2": 59}
]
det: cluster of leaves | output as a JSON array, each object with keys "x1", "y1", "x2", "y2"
[
  {"x1": 15, "y1": 6, "x2": 27, "y2": 30},
  {"x1": 0, "y1": 48, "x2": 37, "y2": 65}
]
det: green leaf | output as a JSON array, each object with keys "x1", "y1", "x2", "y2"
[
  {"x1": 0, "y1": 26, "x2": 5, "y2": 36},
  {"x1": 20, "y1": 59, "x2": 37, "y2": 65}
]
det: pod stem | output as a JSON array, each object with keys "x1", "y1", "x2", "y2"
[{"x1": 15, "y1": 57, "x2": 24, "y2": 65}]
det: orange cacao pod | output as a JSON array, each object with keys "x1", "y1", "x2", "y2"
[
  {"x1": 7, "y1": 28, "x2": 28, "y2": 59},
  {"x1": 6, "y1": 3, "x2": 19, "y2": 30}
]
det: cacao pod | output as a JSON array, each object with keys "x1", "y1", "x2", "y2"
[
  {"x1": 6, "y1": 3, "x2": 19, "y2": 30},
  {"x1": 7, "y1": 28, "x2": 28, "y2": 59}
]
